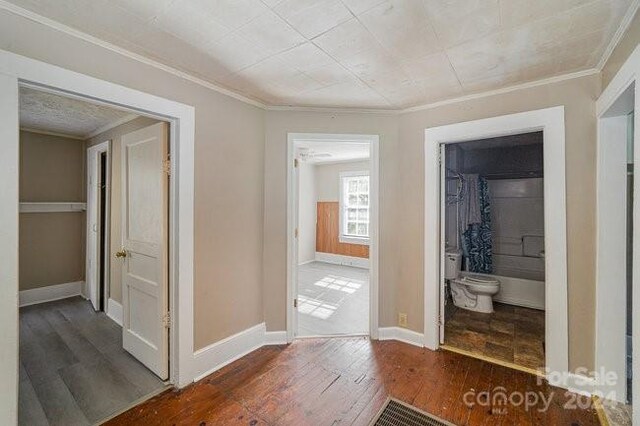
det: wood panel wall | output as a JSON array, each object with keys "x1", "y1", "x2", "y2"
[{"x1": 316, "y1": 202, "x2": 369, "y2": 258}]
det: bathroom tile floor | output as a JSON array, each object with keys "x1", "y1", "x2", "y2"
[{"x1": 444, "y1": 302, "x2": 545, "y2": 371}]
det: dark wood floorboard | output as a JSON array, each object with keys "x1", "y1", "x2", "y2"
[{"x1": 106, "y1": 337, "x2": 600, "y2": 426}]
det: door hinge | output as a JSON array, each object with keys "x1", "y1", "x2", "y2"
[
  {"x1": 163, "y1": 157, "x2": 171, "y2": 176},
  {"x1": 163, "y1": 312, "x2": 171, "y2": 328},
  {"x1": 294, "y1": 158, "x2": 299, "y2": 168},
  {"x1": 293, "y1": 298, "x2": 298, "y2": 308},
  {"x1": 294, "y1": 228, "x2": 299, "y2": 238}
]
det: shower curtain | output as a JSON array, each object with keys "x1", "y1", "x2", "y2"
[{"x1": 461, "y1": 176, "x2": 492, "y2": 273}]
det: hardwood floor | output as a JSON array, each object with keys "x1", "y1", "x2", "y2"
[{"x1": 106, "y1": 337, "x2": 600, "y2": 425}]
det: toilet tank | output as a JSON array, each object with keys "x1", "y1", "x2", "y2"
[{"x1": 444, "y1": 250, "x2": 462, "y2": 279}]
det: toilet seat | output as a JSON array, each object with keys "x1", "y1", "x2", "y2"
[{"x1": 459, "y1": 274, "x2": 499, "y2": 286}]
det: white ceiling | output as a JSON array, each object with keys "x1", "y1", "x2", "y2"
[
  {"x1": 296, "y1": 141, "x2": 370, "y2": 164},
  {"x1": 7, "y1": 0, "x2": 634, "y2": 109},
  {"x1": 20, "y1": 87, "x2": 137, "y2": 138}
]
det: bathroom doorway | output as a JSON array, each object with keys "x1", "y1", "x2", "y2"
[
  {"x1": 440, "y1": 132, "x2": 546, "y2": 373},
  {"x1": 424, "y1": 107, "x2": 569, "y2": 385}
]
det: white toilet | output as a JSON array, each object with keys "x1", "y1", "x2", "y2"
[{"x1": 444, "y1": 250, "x2": 500, "y2": 313}]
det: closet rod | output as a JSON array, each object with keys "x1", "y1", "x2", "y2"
[{"x1": 19, "y1": 202, "x2": 86, "y2": 213}]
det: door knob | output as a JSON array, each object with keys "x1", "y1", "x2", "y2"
[{"x1": 115, "y1": 248, "x2": 127, "y2": 258}]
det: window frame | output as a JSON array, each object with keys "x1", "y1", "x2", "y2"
[{"x1": 339, "y1": 170, "x2": 370, "y2": 245}]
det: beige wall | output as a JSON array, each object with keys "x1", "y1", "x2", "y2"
[
  {"x1": 19, "y1": 131, "x2": 86, "y2": 290},
  {"x1": 264, "y1": 74, "x2": 600, "y2": 372},
  {"x1": 86, "y1": 116, "x2": 159, "y2": 304},
  {"x1": 601, "y1": 9, "x2": 640, "y2": 88},
  {"x1": 20, "y1": 130, "x2": 84, "y2": 202},
  {"x1": 297, "y1": 161, "x2": 316, "y2": 264},
  {"x1": 315, "y1": 160, "x2": 370, "y2": 201},
  {"x1": 0, "y1": 10, "x2": 265, "y2": 350}
]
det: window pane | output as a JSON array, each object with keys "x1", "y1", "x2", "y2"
[
  {"x1": 349, "y1": 194, "x2": 358, "y2": 205},
  {"x1": 358, "y1": 209, "x2": 368, "y2": 220},
  {"x1": 348, "y1": 208, "x2": 357, "y2": 220},
  {"x1": 347, "y1": 222, "x2": 357, "y2": 235},
  {"x1": 348, "y1": 180, "x2": 358, "y2": 192},
  {"x1": 358, "y1": 179, "x2": 368, "y2": 192},
  {"x1": 358, "y1": 223, "x2": 368, "y2": 236},
  {"x1": 358, "y1": 194, "x2": 369, "y2": 206}
]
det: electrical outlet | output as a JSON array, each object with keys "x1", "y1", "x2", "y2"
[{"x1": 398, "y1": 313, "x2": 408, "y2": 327}]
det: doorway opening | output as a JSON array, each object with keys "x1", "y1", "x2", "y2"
[
  {"x1": 99, "y1": 151, "x2": 108, "y2": 312},
  {"x1": 287, "y1": 133, "x2": 379, "y2": 341},
  {"x1": 440, "y1": 132, "x2": 546, "y2": 373},
  {"x1": 424, "y1": 107, "x2": 569, "y2": 386},
  {"x1": 18, "y1": 86, "x2": 170, "y2": 425},
  {"x1": 596, "y1": 77, "x2": 636, "y2": 424}
]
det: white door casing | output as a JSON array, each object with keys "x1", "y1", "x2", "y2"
[
  {"x1": 439, "y1": 144, "x2": 447, "y2": 344},
  {"x1": 595, "y1": 44, "x2": 640, "y2": 413},
  {"x1": 121, "y1": 122, "x2": 169, "y2": 379},
  {"x1": 86, "y1": 141, "x2": 109, "y2": 311},
  {"x1": 0, "y1": 72, "x2": 19, "y2": 426}
]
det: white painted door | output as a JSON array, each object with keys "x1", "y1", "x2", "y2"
[
  {"x1": 86, "y1": 145, "x2": 100, "y2": 311},
  {"x1": 120, "y1": 122, "x2": 169, "y2": 379},
  {"x1": 439, "y1": 144, "x2": 447, "y2": 344}
]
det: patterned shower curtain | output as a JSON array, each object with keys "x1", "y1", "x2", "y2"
[{"x1": 462, "y1": 177, "x2": 492, "y2": 273}]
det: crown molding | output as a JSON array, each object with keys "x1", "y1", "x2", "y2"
[
  {"x1": 266, "y1": 104, "x2": 400, "y2": 115},
  {"x1": 596, "y1": 0, "x2": 640, "y2": 71},
  {"x1": 85, "y1": 113, "x2": 139, "y2": 139},
  {"x1": 0, "y1": 0, "x2": 634, "y2": 116},
  {"x1": 401, "y1": 68, "x2": 600, "y2": 114},
  {"x1": 0, "y1": 0, "x2": 267, "y2": 109},
  {"x1": 19, "y1": 127, "x2": 85, "y2": 140}
]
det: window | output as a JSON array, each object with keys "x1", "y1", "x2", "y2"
[{"x1": 339, "y1": 171, "x2": 370, "y2": 245}]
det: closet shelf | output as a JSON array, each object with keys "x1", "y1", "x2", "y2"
[{"x1": 20, "y1": 202, "x2": 86, "y2": 213}]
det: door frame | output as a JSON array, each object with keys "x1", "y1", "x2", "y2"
[
  {"x1": 424, "y1": 106, "x2": 570, "y2": 385},
  {"x1": 0, "y1": 50, "x2": 195, "y2": 392},
  {"x1": 595, "y1": 44, "x2": 640, "y2": 413},
  {"x1": 86, "y1": 140, "x2": 110, "y2": 313},
  {"x1": 286, "y1": 132, "x2": 380, "y2": 342}
]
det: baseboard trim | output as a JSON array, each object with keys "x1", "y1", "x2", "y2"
[
  {"x1": 192, "y1": 322, "x2": 267, "y2": 382},
  {"x1": 187, "y1": 322, "x2": 596, "y2": 397},
  {"x1": 265, "y1": 331, "x2": 288, "y2": 345},
  {"x1": 19, "y1": 281, "x2": 83, "y2": 307},
  {"x1": 549, "y1": 372, "x2": 596, "y2": 396},
  {"x1": 378, "y1": 327, "x2": 424, "y2": 348},
  {"x1": 315, "y1": 252, "x2": 369, "y2": 268},
  {"x1": 107, "y1": 298, "x2": 123, "y2": 326}
]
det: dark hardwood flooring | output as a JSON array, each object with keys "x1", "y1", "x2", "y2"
[{"x1": 106, "y1": 337, "x2": 599, "y2": 425}]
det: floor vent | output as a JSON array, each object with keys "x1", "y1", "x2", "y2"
[{"x1": 370, "y1": 398, "x2": 455, "y2": 426}]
